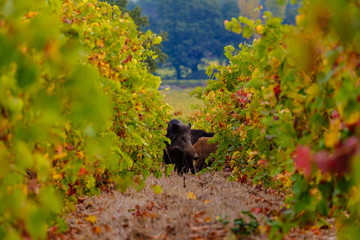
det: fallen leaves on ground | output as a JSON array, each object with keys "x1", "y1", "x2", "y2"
[{"x1": 52, "y1": 172, "x2": 336, "y2": 240}]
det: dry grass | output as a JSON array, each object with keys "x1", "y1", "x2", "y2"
[{"x1": 58, "y1": 172, "x2": 336, "y2": 240}]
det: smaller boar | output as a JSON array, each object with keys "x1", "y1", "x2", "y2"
[
  {"x1": 190, "y1": 129, "x2": 215, "y2": 144},
  {"x1": 193, "y1": 137, "x2": 218, "y2": 172}
]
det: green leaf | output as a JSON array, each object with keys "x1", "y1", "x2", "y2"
[
  {"x1": 151, "y1": 184, "x2": 163, "y2": 194},
  {"x1": 165, "y1": 164, "x2": 174, "y2": 177},
  {"x1": 242, "y1": 26, "x2": 253, "y2": 39},
  {"x1": 316, "y1": 199, "x2": 329, "y2": 216},
  {"x1": 14, "y1": 141, "x2": 33, "y2": 171},
  {"x1": 263, "y1": 11, "x2": 273, "y2": 18},
  {"x1": 39, "y1": 186, "x2": 63, "y2": 214},
  {"x1": 0, "y1": 35, "x2": 18, "y2": 67},
  {"x1": 232, "y1": 23, "x2": 242, "y2": 34},
  {"x1": 292, "y1": 175, "x2": 308, "y2": 195},
  {"x1": 25, "y1": 209, "x2": 47, "y2": 240},
  {"x1": 55, "y1": 217, "x2": 69, "y2": 233},
  {"x1": 16, "y1": 58, "x2": 39, "y2": 88}
]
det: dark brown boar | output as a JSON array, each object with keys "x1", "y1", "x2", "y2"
[
  {"x1": 163, "y1": 119, "x2": 198, "y2": 175},
  {"x1": 193, "y1": 137, "x2": 218, "y2": 172},
  {"x1": 190, "y1": 129, "x2": 215, "y2": 144}
]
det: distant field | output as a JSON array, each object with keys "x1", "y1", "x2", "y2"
[
  {"x1": 161, "y1": 79, "x2": 208, "y2": 89},
  {"x1": 163, "y1": 88, "x2": 203, "y2": 123}
]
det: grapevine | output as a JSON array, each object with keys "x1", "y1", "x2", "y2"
[
  {"x1": 0, "y1": 0, "x2": 170, "y2": 238},
  {"x1": 192, "y1": 0, "x2": 360, "y2": 237}
]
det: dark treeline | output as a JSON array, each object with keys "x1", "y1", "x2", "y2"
[{"x1": 126, "y1": 0, "x2": 300, "y2": 79}]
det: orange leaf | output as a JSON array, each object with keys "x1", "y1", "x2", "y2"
[
  {"x1": 25, "y1": 11, "x2": 38, "y2": 19},
  {"x1": 312, "y1": 228, "x2": 322, "y2": 236},
  {"x1": 92, "y1": 226, "x2": 101, "y2": 234},
  {"x1": 203, "y1": 200, "x2": 210, "y2": 204}
]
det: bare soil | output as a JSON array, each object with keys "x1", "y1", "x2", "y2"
[{"x1": 55, "y1": 172, "x2": 337, "y2": 240}]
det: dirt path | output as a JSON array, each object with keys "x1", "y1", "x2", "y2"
[{"x1": 54, "y1": 172, "x2": 336, "y2": 240}]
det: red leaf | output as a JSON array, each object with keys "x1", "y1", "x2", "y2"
[
  {"x1": 314, "y1": 137, "x2": 359, "y2": 175},
  {"x1": 78, "y1": 167, "x2": 88, "y2": 177},
  {"x1": 332, "y1": 137, "x2": 359, "y2": 175},
  {"x1": 293, "y1": 146, "x2": 312, "y2": 178},
  {"x1": 273, "y1": 84, "x2": 281, "y2": 101},
  {"x1": 251, "y1": 207, "x2": 261, "y2": 214},
  {"x1": 258, "y1": 159, "x2": 268, "y2": 167},
  {"x1": 50, "y1": 226, "x2": 57, "y2": 234},
  {"x1": 238, "y1": 174, "x2": 247, "y2": 183},
  {"x1": 313, "y1": 151, "x2": 333, "y2": 174},
  {"x1": 146, "y1": 201, "x2": 155, "y2": 211},
  {"x1": 65, "y1": 143, "x2": 74, "y2": 151},
  {"x1": 123, "y1": 54, "x2": 132, "y2": 64},
  {"x1": 331, "y1": 110, "x2": 340, "y2": 119}
]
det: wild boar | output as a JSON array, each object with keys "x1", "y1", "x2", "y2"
[
  {"x1": 163, "y1": 119, "x2": 198, "y2": 175},
  {"x1": 190, "y1": 129, "x2": 215, "y2": 144},
  {"x1": 193, "y1": 137, "x2": 218, "y2": 172}
]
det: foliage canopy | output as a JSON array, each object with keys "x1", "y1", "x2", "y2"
[
  {"x1": 0, "y1": 0, "x2": 170, "y2": 238},
  {"x1": 193, "y1": 0, "x2": 360, "y2": 237}
]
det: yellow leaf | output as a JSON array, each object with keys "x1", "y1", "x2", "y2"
[
  {"x1": 86, "y1": 215, "x2": 97, "y2": 224},
  {"x1": 135, "y1": 103, "x2": 143, "y2": 112},
  {"x1": 330, "y1": 119, "x2": 341, "y2": 131},
  {"x1": 258, "y1": 225, "x2": 267, "y2": 234},
  {"x1": 296, "y1": 14, "x2": 305, "y2": 25},
  {"x1": 283, "y1": 178, "x2": 293, "y2": 189},
  {"x1": 54, "y1": 152, "x2": 67, "y2": 159},
  {"x1": 52, "y1": 173, "x2": 63, "y2": 180},
  {"x1": 306, "y1": 84, "x2": 320, "y2": 101},
  {"x1": 205, "y1": 217, "x2": 211, "y2": 223},
  {"x1": 46, "y1": 82, "x2": 55, "y2": 94},
  {"x1": 187, "y1": 192, "x2": 197, "y2": 200},
  {"x1": 346, "y1": 111, "x2": 360, "y2": 125},
  {"x1": 255, "y1": 25, "x2": 264, "y2": 34},
  {"x1": 324, "y1": 131, "x2": 339, "y2": 148},
  {"x1": 324, "y1": 118, "x2": 341, "y2": 147},
  {"x1": 76, "y1": 151, "x2": 84, "y2": 159},
  {"x1": 22, "y1": 184, "x2": 28, "y2": 195},
  {"x1": 232, "y1": 151, "x2": 241, "y2": 159}
]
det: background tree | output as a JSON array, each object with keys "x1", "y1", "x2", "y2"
[
  {"x1": 154, "y1": 0, "x2": 224, "y2": 79},
  {"x1": 219, "y1": 0, "x2": 244, "y2": 55},
  {"x1": 104, "y1": 0, "x2": 149, "y2": 27},
  {"x1": 128, "y1": 0, "x2": 299, "y2": 79},
  {"x1": 238, "y1": 0, "x2": 260, "y2": 20},
  {"x1": 265, "y1": 0, "x2": 286, "y2": 18},
  {"x1": 134, "y1": 0, "x2": 243, "y2": 79},
  {"x1": 283, "y1": 1, "x2": 301, "y2": 25}
]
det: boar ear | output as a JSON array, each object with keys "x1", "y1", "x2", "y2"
[{"x1": 187, "y1": 123, "x2": 192, "y2": 130}]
